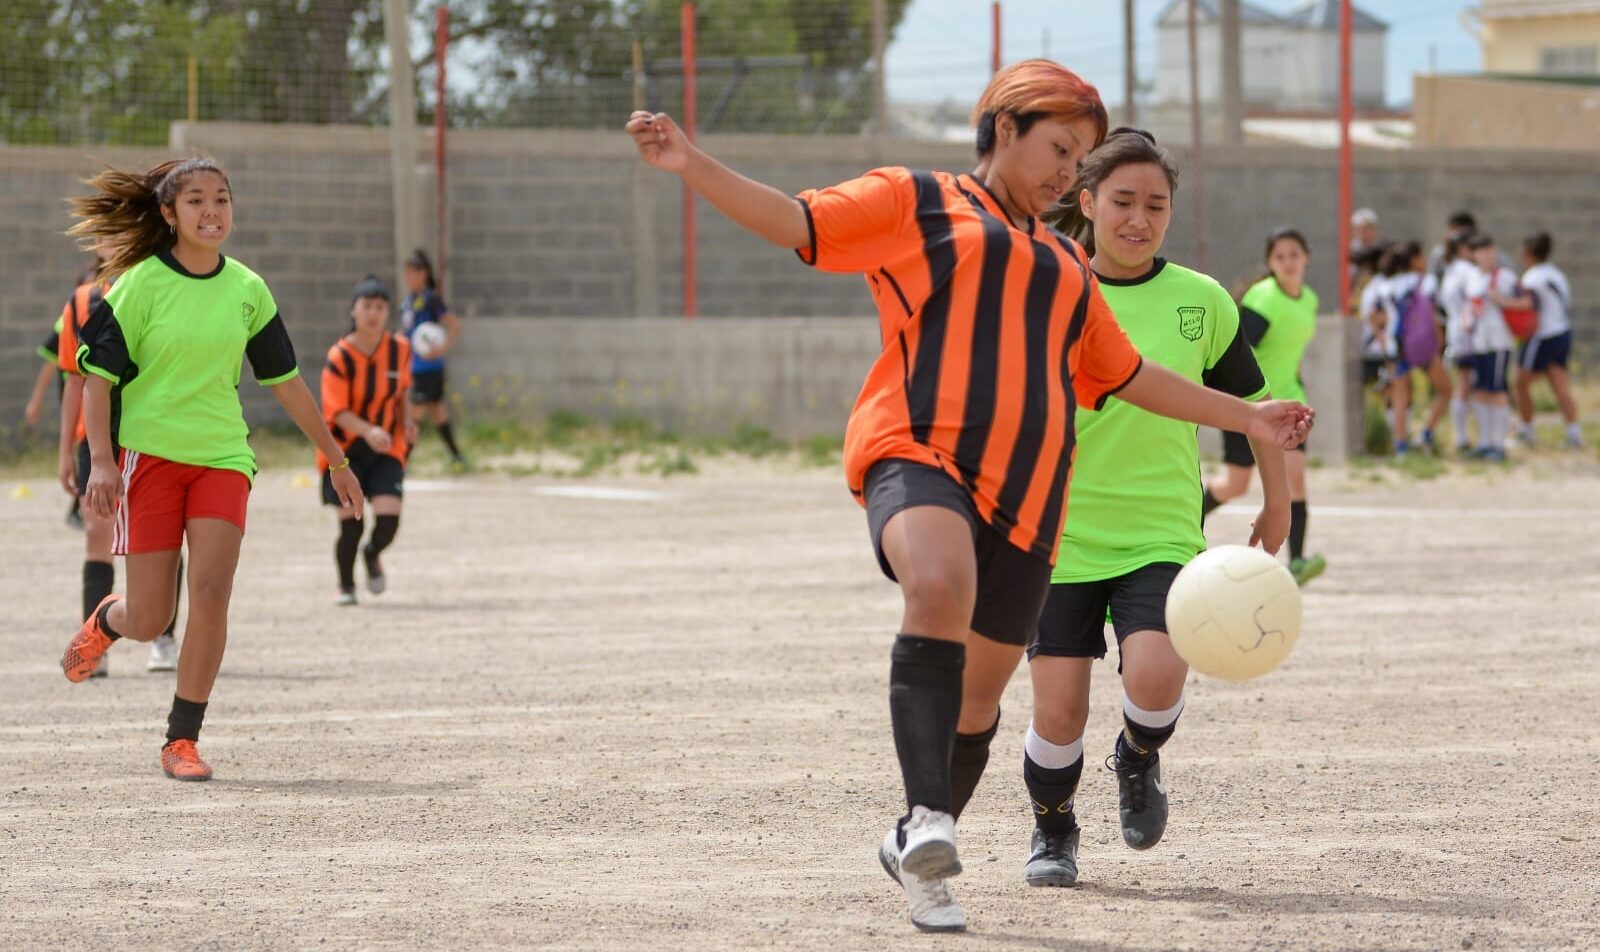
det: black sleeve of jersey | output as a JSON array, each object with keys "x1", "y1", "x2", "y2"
[
  {"x1": 39, "y1": 325, "x2": 59, "y2": 359},
  {"x1": 1203, "y1": 324, "x2": 1268, "y2": 399},
  {"x1": 246, "y1": 313, "x2": 299, "y2": 382},
  {"x1": 79, "y1": 295, "x2": 130, "y2": 379},
  {"x1": 1239, "y1": 305, "x2": 1270, "y2": 347}
]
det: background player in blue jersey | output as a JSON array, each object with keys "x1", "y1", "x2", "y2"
[{"x1": 399, "y1": 250, "x2": 466, "y2": 468}]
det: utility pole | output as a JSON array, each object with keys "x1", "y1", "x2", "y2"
[
  {"x1": 1220, "y1": 0, "x2": 1244, "y2": 145},
  {"x1": 872, "y1": 0, "x2": 888, "y2": 136},
  {"x1": 1187, "y1": 0, "x2": 1208, "y2": 273},
  {"x1": 382, "y1": 0, "x2": 423, "y2": 282},
  {"x1": 1124, "y1": 0, "x2": 1137, "y2": 126}
]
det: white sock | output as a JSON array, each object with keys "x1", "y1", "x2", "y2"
[
  {"x1": 1496, "y1": 406, "x2": 1513, "y2": 448},
  {"x1": 1567, "y1": 422, "x2": 1583, "y2": 442},
  {"x1": 1024, "y1": 724, "x2": 1084, "y2": 769},
  {"x1": 1123, "y1": 693, "x2": 1186, "y2": 732},
  {"x1": 1450, "y1": 398, "x2": 1469, "y2": 446},
  {"x1": 1473, "y1": 402, "x2": 1493, "y2": 449}
]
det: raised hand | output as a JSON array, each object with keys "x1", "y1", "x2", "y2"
[{"x1": 625, "y1": 111, "x2": 692, "y2": 174}]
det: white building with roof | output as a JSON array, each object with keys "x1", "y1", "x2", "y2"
[{"x1": 1156, "y1": 0, "x2": 1388, "y2": 112}]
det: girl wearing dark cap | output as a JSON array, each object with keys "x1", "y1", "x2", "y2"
[{"x1": 320, "y1": 276, "x2": 416, "y2": 604}]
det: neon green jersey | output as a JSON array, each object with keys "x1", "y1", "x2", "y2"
[
  {"x1": 1053, "y1": 260, "x2": 1268, "y2": 583},
  {"x1": 79, "y1": 251, "x2": 299, "y2": 480},
  {"x1": 1239, "y1": 276, "x2": 1318, "y2": 404}
]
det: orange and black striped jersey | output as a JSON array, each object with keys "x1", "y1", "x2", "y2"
[
  {"x1": 318, "y1": 332, "x2": 413, "y2": 470},
  {"x1": 57, "y1": 281, "x2": 109, "y2": 445},
  {"x1": 795, "y1": 167, "x2": 1143, "y2": 563}
]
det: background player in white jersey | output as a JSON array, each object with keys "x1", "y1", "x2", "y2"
[
  {"x1": 1437, "y1": 235, "x2": 1479, "y2": 454},
  {"x1": 1463, "y1": 235, "x2": 1517, "y2": 462},
  {"x1": 1384, "y1": 242, "x2": 1452, "y2": 456},
  {"x1": 1508, "y1": 232, "x2": 1580, "y2": 449}
]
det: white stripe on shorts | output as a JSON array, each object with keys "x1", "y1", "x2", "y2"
[{"x1": 113, "y1": 450, "x2": 139, "y2": 556}]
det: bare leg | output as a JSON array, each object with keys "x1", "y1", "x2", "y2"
[{"x1": 174, "y1": 518, "x2": 243, "y2": 703}]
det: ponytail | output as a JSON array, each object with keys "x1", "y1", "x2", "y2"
[{"x1": 68, "y1": 157, "x2": 230, "y2": 278}]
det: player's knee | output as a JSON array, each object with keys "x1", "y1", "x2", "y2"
[
  {"x1": 899, "y1": 565, "x2": 974, "y2": 625},
  {"x1": 1031, "y1": 695, "x2": 1090, "y2": 743},
  {"x1": 186, "y1": 570, "x2": 235, "y2": 608}
]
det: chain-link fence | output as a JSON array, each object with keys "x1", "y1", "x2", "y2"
[{"x1": 2, "y1": 0, "x2": 943, "y2": 145}]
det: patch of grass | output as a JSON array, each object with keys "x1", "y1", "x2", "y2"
[
  {"x1": 1362, "y1": 400, "x2": 1392, "y2": 457},
  {"x1": 799, "y1": 435, "x2": 842, "y2": 469},
  {"x1": 1393, "y1": 452, "x2": 1445, "y2": 480},
  {"x1": 726, "y1": 423, "x2": 781, "y2": 459}
]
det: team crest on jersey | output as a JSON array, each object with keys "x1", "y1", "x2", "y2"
[
  {"x1": 242, "y1": 302, "x2": 255, "y2": 325},
  {"x1": 1178, "y1": 306, "x2": 1204, "y2": 341}
]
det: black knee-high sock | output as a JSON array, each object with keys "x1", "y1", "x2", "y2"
[
  {"x1": 1201, "y1": 488, "x2": 1221, "y2": 519},
  {"x1": 366, "y1": 514, "x2": 400, "y2": 559},
  {"x1": 165, "y1": 695, "x2": 207, "y2": 744},
  {"x1": 949, "y1": 710, "x2": 999, "y2": 822},
  {"x1": 437, "y1": 421, "x2": 462, "y2": 458},
  {"x1": 1024, "y1": 753, "x2": 1084, "y2": 835},
  {"x1": 336, "y1": 517, "x2": 364, "y2": 589},
  {"x1": 82, "y1": 560, "x2": 114, "y2": 622},
  {"x1": 1117, "y1": 713, "x2": 1181, "y2": 769},
  {"x1": 889, "y1": 635, "x2": 965, "y2": 829},
  {"x1": 1289, "y1": 500, "x2": 1308, "y2": 561},
  {"x1": 163, "y1": 555, "x2": 183, "y2": 637}
]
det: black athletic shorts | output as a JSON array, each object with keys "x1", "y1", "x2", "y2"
[
  {"x1": 1222, "y1": 429, "x2": 1307, "y2": 468},
  {"x1": 410, "y1": 368, "x2": 446, "y2": 404},
  {"x1": 1028, "y1": 561, "x2": 1184, "y2": 663},
  {"x1": 322, "y1": 446, "x2": 405, "y2": 506},
  {"x1": 863, "y1": 459, "x2": 1053, "y2": 648}
]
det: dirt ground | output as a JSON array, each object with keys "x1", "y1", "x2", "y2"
[{"x1": 2, "y1": 453, "x2": 1597, "y2": 951}]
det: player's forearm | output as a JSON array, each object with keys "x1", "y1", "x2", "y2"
[
  {"x1": 679, "y1": 148, "x2": 810, "y2": 250},
  {"x1": 28, "y1": 361, "x2": 55, "y2": 409},
  {"x1": 82, "y1": 376, "x2": 115, "y2": 465},
  {"x1": 1117, "y1": 362, "x2": 1254, "y2": 434},
  {"x1": 273, "y1": 377, "x2": 345, "y2": 463},
  {"x1": 332, "y1": 409, "x2": 371, "y2": 434},
  {"x1": 1250, "y1": 435, "x2": 1292, "y2": 507}
]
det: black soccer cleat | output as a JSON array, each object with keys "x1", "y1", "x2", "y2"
[
  {"x1": 1024, "y1": 824, "x2": 1081, "y2": 887},
  {"x1": 1108, "y1": 750, "x2": 1168, "y2": 851}
]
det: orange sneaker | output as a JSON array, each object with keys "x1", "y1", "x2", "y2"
[
  {"x1": 160, "y1": 739, "x2": 213, "y2": 781},
  {"x1": 61, "y1": 594, "x2": 121, "y2": 683}
]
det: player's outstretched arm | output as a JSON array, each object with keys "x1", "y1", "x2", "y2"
[
  {"x1": 270, "y1": 376, "x2": 365, "y2": 517},
  {"x1": 1117, "y1": 361, "x2": 1314, "y2": 450},
  {"x1": 625, "y1": 110, "x2": 809, "y2": 250}
]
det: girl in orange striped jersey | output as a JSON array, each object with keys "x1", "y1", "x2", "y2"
[
  {"x1": 320, "y1": 276, "x2": 415, "y2": 605},
  {"x1": 628, "y1": 59, "x2": 1313, "y2": 933}
]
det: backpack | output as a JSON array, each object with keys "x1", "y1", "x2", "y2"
[
  {"x1": 1497, "y1": 269, "x2": 1538, "y2": 341},
  {"x1": 1397, "y1": 284, "x2": 1438, "y2": 368}
]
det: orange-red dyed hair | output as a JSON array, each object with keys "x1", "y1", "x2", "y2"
[{"x1": 971, "y1": 59, "x2": 1109, "y2": 155}]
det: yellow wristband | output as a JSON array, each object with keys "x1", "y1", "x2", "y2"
[{"x1": 329, "y1": 457, "x2": 352, "y2": 473}]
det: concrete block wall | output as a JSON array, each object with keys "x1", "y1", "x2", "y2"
[
  {"x1": 451, "y1": 315, "x2": 1363, "y2": 466},
  {"x1": 1, "y1": 122, "x2": 1594, "y2": 446}
]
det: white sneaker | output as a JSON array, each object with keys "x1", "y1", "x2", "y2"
[
  {"x1": 898, "y1": 805, "x2": 961, "y2": 879},
  {"x1": 878, "y1": 827, "x2": 966, "y2": 933},
  {"x1": 146, "y1": 633, "x2": 177, "y2": 672},
  {"x1": 336, "y1": 587, "x2": 358, "y2": 607}
]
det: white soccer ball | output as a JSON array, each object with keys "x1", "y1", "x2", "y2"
[
  {"x1": 412, "y1": 322, "x2": 448, "y2": 359},
  {"x1": 1165, "y1": 545, "x2": 1302, "y2": 682}
]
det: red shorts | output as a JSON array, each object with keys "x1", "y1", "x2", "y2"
[{"x1": 114, "y1": 450, "x2": 251, "y2": 555}]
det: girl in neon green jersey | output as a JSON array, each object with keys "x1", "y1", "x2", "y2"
[
  {"x1": 1020, "y1": 129, "x2": 1297, "y2": 887},
  {"x1": 60, "y1": 158, "x2": 364, "y2": 781}
]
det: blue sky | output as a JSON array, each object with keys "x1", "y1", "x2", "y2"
[{"x1": 886, "y1": 0, "x2": 1482, "y2": 108}]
